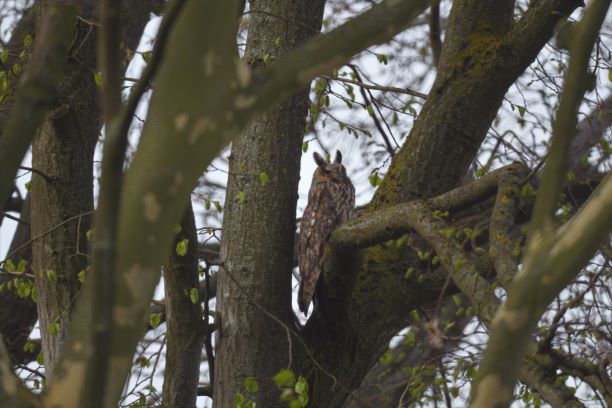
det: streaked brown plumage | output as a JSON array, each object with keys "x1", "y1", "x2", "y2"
[{"x1": 298, "y1": 151, "x2": 355, "y2": 316}]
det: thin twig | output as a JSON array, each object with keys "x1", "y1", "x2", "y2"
[
  {"x1": 0, "y1": 210, "x2": 29, "y2": 226},
  {"x1": 1, "y1": 210, "x2": 95, "y2": 264},
  {"x1": 325, "y1": 74, "x2": 428, "y2": 100}
]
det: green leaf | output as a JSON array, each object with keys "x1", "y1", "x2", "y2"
[
  {"x1": 259, "y1": 172, "x2": 269, "y2": 187},
  {"x1": 0, "y1": 49, "x2": 8, "y2": 64},
  {"x1": 17, "y1": 259, "x2": 27, "y2": 273},
  {"x1": 452, "y1": 294, "x2": 462, "y2": 306},
  {"x1": 380, "y1": 350, "x2": 392, "y2": 365},
  {"x1": 142, "y1": 51, "x2": 152, "y2": 63},
  {"x1": 4, "y1": 259, "x2": 15, "y2": 273},
  {"x1": 263, "y1": 54, "x2": 271, "y2": 65},
  {"x1": 309, "y1": 103, "x2": 318, "y2": 121},
  {"x1": 237, "y1": 191, "x2": 245, "y2": 204},
  {"x1": 48, "y1": 322, "x2": 60, "y2": 337},
  {"x1": 288, "y1": 399, "x2": 302, "y2": 408},
  {"x1": 244, "y1": 376, "x2": 259, "y2": 393},
  {"x1": 376, "y1": 53, "x2": 388, "y2": 64},
  {"x1": 94, "y1": 71, "x2": 102, "y2": 88},
  {"x1": 23, "y1": 34, "x2": 33, "y2": 48},
  {"x1": 46, "y1": 269, "x2": 57, "y2": 284},
  {"x1": 518, "y1": 105, "x2": 526, "y2": 118},
  {"x1": 36, "y1": 351, "x2": 44, "y2": 365},
  {"x1": 366, "y1": 104, "x2": 374, "y2": 117},
  {"x1": 404, "y1": 331, "x2": 416, "y2": 346},
  {"x1": 301, "y1": 141, "x2": 309, "y2": 153},
  {"x1": 273, "y1": 369, "x2": 296, "y2": 387},
  {"x1": 214, "y1": 201, "x2": 223, "y2": 213},
  {"x1": 149, "y1": 313, "x2": 162, "y2": 328},
  {"x1": 609, "y1": 67, "x2": 612, "y2": 82},
  {"x1": 24, "y1": 181, "x2": 31, "y2": 191},
  {"x1": 11, "y1": 63, "x2": 21, "y2": 76},
  {"x1": 175, "y1": 238, "x2": 189, "y2": 256},
  {"x1": 189, "y1": 287, "x2": 199, "y2": 304},
  {"x1": 23, "y1": 341, "x2": 35, "y2": 353},
  {"x1": 368, "y1": 173, "x2": 382, "y2": 187},
  {"x1": 274, "y1": 36, "x2": 282, "y2": 46},
  {"x1": 78, "y1": 270, "x2": 86, "y2": 284},
  {"x1": 174, "y1": 224, "x2": 182, "y2": 234},
  {"x1": 295, "y1": 376, "x2": 308, "y2": 395},
  {"x1": 86, "y1": 229, "x2": 94, "y2": 241}
]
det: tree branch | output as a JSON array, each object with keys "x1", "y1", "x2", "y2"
[{"x1": 0, "y1": 4, "x2": 76, "y2": 204}]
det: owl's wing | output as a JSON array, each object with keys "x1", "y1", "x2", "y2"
[{"x1": 298, "y1": 187, "x2": 338, "y2": 315}]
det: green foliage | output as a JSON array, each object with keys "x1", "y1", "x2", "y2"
[
  {"x1": 23, "y1": 341, "x2": 36, "y2": 353},
  {"x1": 368, "y1": 171, "x2": 382, "y2": 187},
  {"x1": 432, "y1": 210, "x2": 449, "y2": 219},
  {"x1": 259, "y1": 172, "x2": 269, "y2": 187},
  {"x1": 48, "y1": 322, "x2": 60, "y2": 337},
  {"x1": 46, "y1": 269, "x2": 57, "y2": 285},
  {"x1": 234, "y1": 392, "x2": 256, "y2": 408},
  {"x1": 375, "y1": 53, "x2": 388, "y2": 65},
  {"x1": 273, "y1": 369, "x2": 309, "y2": 408},
  {"x1": 149, "y1": 313, "x2": 162, "y2": 328},
  {"x1": 11, "y1": 63, "x2": 21, "y2": 76},
  {"x1": 244, "y1": 376, "x2": 259, "y2": 393},
  {"x1": 237, "y1": 191, "x2": 245, "y2": 204},
  {"x1": 94, "y1": 71, "x2": 102, "y2": 88},
  {"x1": 404, "y1": 266, "x2": 414, "y2": 280},
  {"x1": 380, "y1": 349, "x2": 393, "y2": 365},
  {"x1": 23, "y1": 34, "x2": 33, "y2": 49},
  {"x1": 214, "y1": 200, "x2": 223, "y2": 213},
  {"x1": 273, "y1": 369, "x2": 296, "y2": 387},
  {"x1": 175, "y1": 238, "x2": 189, "y2": 256},
  {"x1": 189, "y1": 287, "x2": 199, "y2": 304},
  {"x1": 78, "y1": 269, "x2": 87, "y2": 284},
  {"x1": 15, "y1": 278, "x2": 33, "y2": 298}
]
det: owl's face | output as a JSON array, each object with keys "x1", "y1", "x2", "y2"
[{"x1": 313, "y1": 151, "x2": 347, "y2": 184}]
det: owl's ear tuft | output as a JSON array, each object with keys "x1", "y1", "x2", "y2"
[
  {"x1": 313, "y1": 152, "x2": 327, "y2": 167},
  {"x1": 334, "y1": 150, "x2": 343, "y2": 164}
]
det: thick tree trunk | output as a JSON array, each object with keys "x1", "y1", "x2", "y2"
[
  {"x1": 162, "y1": 201, "x2": 203, "y2": 408},
  {"x1": 30, "y1": 2, "x2": 100, "y2": 375},
  {"x1": 215, "y1": 1, "x2": 325, "y2": 406},
  {"x1": 29, "y1": 0, "x2": 154, "y2": 379}
]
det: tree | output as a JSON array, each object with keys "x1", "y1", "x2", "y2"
[{"x1": 0, "y1": 0, "x2": 610, "y2": 407}]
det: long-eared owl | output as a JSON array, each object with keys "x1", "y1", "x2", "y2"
[{"x1": 298, "y1": 151, "x2": 355, "y2": 316}]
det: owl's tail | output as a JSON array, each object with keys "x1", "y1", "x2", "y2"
[{"x1": 298, "y1": 284, "x2": 310, "y2": 316}]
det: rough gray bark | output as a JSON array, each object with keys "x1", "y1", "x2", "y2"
[
  {"x1": 30, "y1": 1, "x2": 100, "y2": 376},
  {"x1": 29, "y1": 0, "x2": 155, "y2": 378},
  {"x1": 215, "y1": 0, "x2": 326, "y2": 406},
  {"x1": 162, "y1": 201, "x2": 202, "y2": 408}
]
